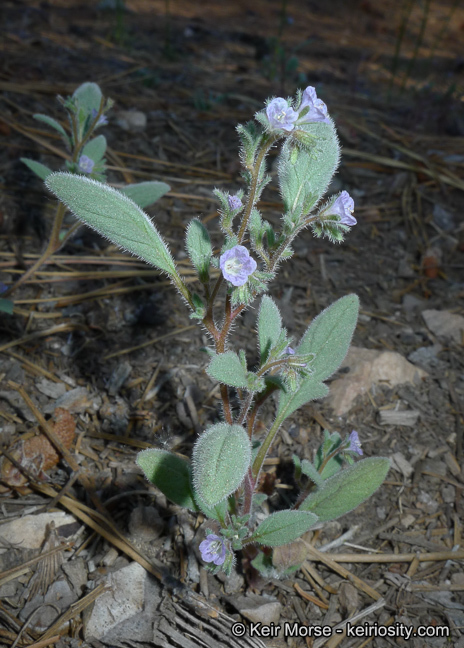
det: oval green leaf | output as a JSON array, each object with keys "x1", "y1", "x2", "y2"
[
  {"x1": 192, "y1": 423, "x2": 251, "y2": 507},
  {"x1": 300, "y1": 457, "x2": 390, "y2": 521},
  {"x1": 136, "y1": 448, "x2": 198, "y2": 511},
  {"x1": 249, "y1": 510, "x2": 318, "y2": 547}
]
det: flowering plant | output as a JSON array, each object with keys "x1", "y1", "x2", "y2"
[
  {"x1": 44, "y1": 86, "x2": 389, "y2": 577},
  {"x1": 0, "y1": 82, "x2": 169, "y2": 313}
]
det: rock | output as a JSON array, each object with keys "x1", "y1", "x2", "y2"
[
  {"x1": 338, "y1": 582, "x2": 358, "y2": 616},
  {"x1": 62, "y1": 557, "x2": 88, "y2": 597},
  {"x1": 422, "y1": 309, "x2": 464, "y2": 345},
  {"x1": 407, "y1": 344, "x2": 442, "y2": 371},
  {"x1": 108, "y1": 361, "x2": 132, "y2": 396},
  {"x1": 83, "y1": 562, "x2": 157, "y2": 640},
  {"x1": 54, "y1": 386, "x2": 100, "y2": 413},
  {"x1": 328, "y1": 347, "x2": 427, "y2": 416},
  {"x1": 128, "y1": 505, "x2": 164, "y2": 541},
  {"x1": 378, "y1": 409, "x2": 419, "y2": 427},
  {"x1": 19, "y1": 577, "x2": 77, "y2": 631},
  {"x1": 116, "y1": 110, "x2": 147, "y2": 131},
  {"x1": 0, "y1": 512, "x2": 76, "y2": 554},
  {"x1": 390, "y1": 452, "x2": 414, "y2": 479},
  {"x1": 36, "y1": 378, "x2": 67, "y2": 399},
  {"x1": 432, "y1": 203, "x2": 454, "y2": 231},
  {"x1": 228, "y1": 593, "x2": 282, "y2": 625},
  {"x1": 402, "y1": 294, "x2": 427, "y2": 314}
]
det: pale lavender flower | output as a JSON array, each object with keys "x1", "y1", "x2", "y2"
[
  {"x1": 266, "y1": 98, "x2": 298, "y2": 132},
  {"x1": 91, "y1": 108, "x2": 108, "y2": 126},
  {"x1": 284, "y1": 346, "x2": 295, "y2": 355},
  {"x1": 78, "y1": 155, "x2": 95, "y2": 174},
  {"x1": 228, "y1": 194, "x2": 243, "y2": 211},
  {"x1": 329, "y1": 191, "x2": 356, "y2": 226},
  {"x1": 220, "y1": 245, "x2": 257, "y2": 287},
  {"x1": 199, "y1": 534, "x2": 226, "y2": 566},
  {"x1": 298, "y1": 86, "x2": 330, "y2": 124},
  {"x1": 348, "y1": 430, "x2": 363, "y2": 455}
]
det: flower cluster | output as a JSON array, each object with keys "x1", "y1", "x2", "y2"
[{"x1": 266, "y1": 86, "x2": 330, "y2": 132}]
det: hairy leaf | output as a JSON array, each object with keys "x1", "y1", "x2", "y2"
[
  {"x1": 300, "y1": 457, "x2": 390, "y2": 521},
  {"x1": 137, "y1": 449, "x2": 198, "y2": 510},
  {"x1": 119, "y1": 181, "x2": 170, "y2": 209},
  {"x1": 46, "y1": 173, "x2": 177, "y2": 276},
  {"x1": 206, "y1": 351, "x2": 248, "y2": 388},
  {"x1": 249, "y1": 510, "x2": 318, "y2": 547},
  {"x1": 192, "y1": 423, "x2": 251, "y2": 507},
  {"x1": 258, "y1": 295, "x2": 282, "y2": 364}
]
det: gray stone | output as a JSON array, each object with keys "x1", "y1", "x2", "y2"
[{"x1": 422, "y1": 309, "x2": 464, "y2": 345}]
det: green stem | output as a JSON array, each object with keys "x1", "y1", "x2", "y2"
[
  {"x1": 251, "y1": 416, "x2": 282, "y2": 480},
  {"x1": 236, "y1": 133, "x2": 280, "y2": 245}
]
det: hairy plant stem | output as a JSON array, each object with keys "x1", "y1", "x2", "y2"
[
  {"x1": 237, "y1": 133, "x2": 280, "y2": 244},
  {"x1": 251, "y1": 416, "x2": 282, "y2": 481}
]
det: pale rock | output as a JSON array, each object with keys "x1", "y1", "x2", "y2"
[
  {"x1": 228, "y1": 593, "x2": 281, "y2": 625},
  {"x1": 116, "y1": 110, "x2": 147, "y2": 131},
  {"x1": 83, "y1": 562, "x2": 146, "y2": 639},
  {"x1": 0, "y1": 511, "x2": 76, "y2": 554},
  {"x1": 422, "y1": 309, "x2": 464, "y2": 345},
  {"x1": 400, "y1": 514, "x2": 416, "y2": 529},
  {"x1": 36, "y1": 378, "x2": 67, "y2": 399},
  {"x1": 390, "y1": 452, "x2": 414, "y2": 479},
  {"x1": 328, "y1": 347, "x2": 427, "y2": 416},
  {"x1": 54, "y1": 386, "x2": 100, "y2": 413}
]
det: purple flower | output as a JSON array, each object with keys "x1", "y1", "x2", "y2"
[
  {"x1": 266, "y1": 98, "x2": 298, "y2": 132},
  {"x1": 348, "y1": 430, "x2": 363, "y2": 455},
  {"x1": 228, "y1": 194, "x2": 243, "y2": 211},
  {"x1": 298, "y1": 87, "x2": 330, "y2": 124},
  {"x1": 330, "y1": 191, "x2": 356, "y2": 226},
  {"x1": 321, "y1": 191, "x2": 356, "y2": 226},
  {"x1": 91, "y1": 108, "x2": 108, "y2": 126},
  {"x1": 284, "y1": 346, "x2": 295, "y2": 355},
  {"x1": 78, "y1": 155, "x2": 95, "y2": 174},
  {"x1": 220, "y1": 245, "x2": 257, "y2": 287},
  {"x1": 199, "y1": 534, "x2": 226, "y2": 566}
]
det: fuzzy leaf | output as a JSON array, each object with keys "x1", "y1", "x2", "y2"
[
  {"x1": 186, "y1": 219, "x2": 212, "y2": 282},
  {"x1": 136, "y1": 449, "x2": 198, "y2": 511},
  {"x1": 119, "y1": 181, "x2": 170, "y2": 208},
  {"x1": 300, "y1": 457, "x2": 390, "y2": 521},
  {"x1": 300, "y1": 460, "x2": 324, "y2": 488},
  {"x1": 33, "y1": 114, "x2": 68, "y2": 140},
  {"x1": 278, "y1": 121, "x2": 340, "y2": 220},
  {"x1": 73, "y1": 82, "x2": 103, "y2": 114},
  {"x1": 277, "y1": 295, "x2": 358, "y2": 422},
  {"x1": 258, "y1": 295, "x2": 282, "y2": 364},
  {"x1": 249, "y1": 510, "x2": 318, "y2": 547},
  {"x1": 81, "y1": 135, "x2": 107, "y2": 164},
  {"x1": 45, "y1": 173, "x2": 177, "y2": 276},
  {"x1": 21, "y1": 158, "x2": 53, "y2": 181},
  {"x1": 192, "y1": 423, "x2": 251, "y2": 507},
  {"x1": 193, "y1": 494, "x2": 229, "y2": 523},
  {"x1": 206, "y1": 351, "x2": 248, "y2": 388}
]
